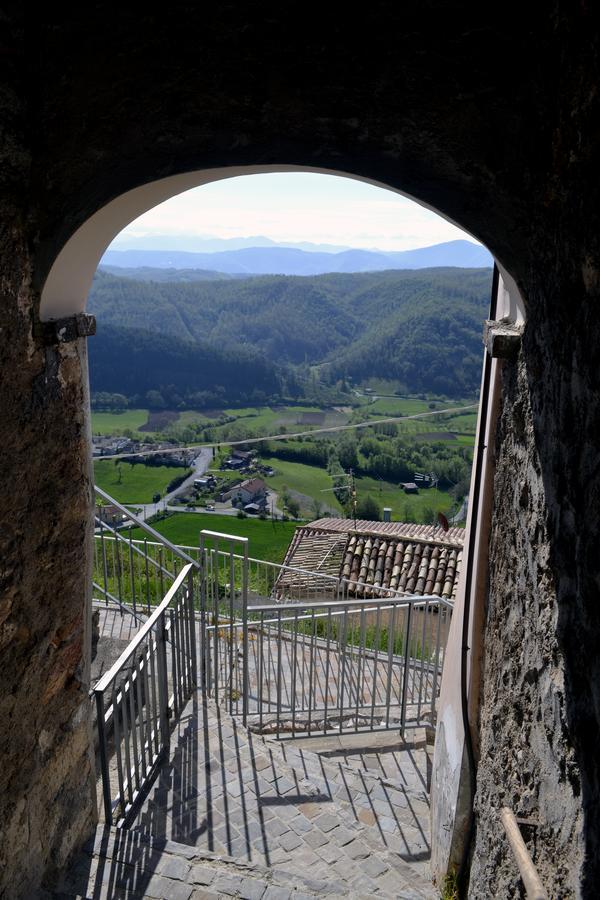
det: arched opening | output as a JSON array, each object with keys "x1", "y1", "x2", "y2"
[
  {"x1": 55, "y1": 164, "x2": 524, "y2": 888},
  {"x1": 39, "y1": 165, "x2": 524, "y2": 324}
]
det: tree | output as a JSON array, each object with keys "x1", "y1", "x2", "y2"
[
  {"x1": 310, "y1": 498, "x2": 324, "y2": 519},
  {"x1": 286, "y1": 497, "x2": 300, "y2": 518},
  {"x1": 356, "y1": 494, "x2": 380, "y2": 521}
]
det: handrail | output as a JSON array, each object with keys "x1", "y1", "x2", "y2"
[
  {"x1": 96, "y1": 533, "x2": 456, "y2": 607},
  {"x1": 94, "y1": 516, "x2": 175, "y2": 582},
  {"x1": 206, "y1": 599, "x2": 447, "y2": 632},
  {"x1": 248, "y1": 592, "x2": 451, "y2": 614},
  {"x1": 92, "y1": 581, "x2": 147, "y2": 625},
  {"x1": 93, "y1": 564, "x2": 193, "y2": 695},
  {"x1": 94, "y1": 485, "x2": 198, "y2": 567},
  {"x1": 92, "y1": 562, "x2": 197, "y2": 826},
  {"x1": 500, "y1": 807, "x2": 548, "y2": 900}
]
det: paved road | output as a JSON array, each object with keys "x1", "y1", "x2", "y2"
[{"x1": 137, "y1": 447, "x2": 213, "y2": 521}]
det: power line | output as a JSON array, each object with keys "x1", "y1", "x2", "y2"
[{"x1": 96, "y1": 403, "x2": 478, "y2": 461}]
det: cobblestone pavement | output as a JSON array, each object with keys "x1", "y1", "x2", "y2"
[
  {"x1": 54, "y1": 824, "x2": 432, "y2": 899},
  {"x1": 126, "y1": 696, "x2": 436, "y2": 898}
]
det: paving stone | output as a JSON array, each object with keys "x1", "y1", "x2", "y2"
[
  {"x1": 330, "y1": 825, "x2": 356, "y2": 846},
  {"x1": 188, "y1": 865, "x2": 216, "y2": 885},
  {"x1": 344, "y1": 839, "x2": 371, "y2": 860},
  {"x1": 358, "y1": 808, "x2": 377, "y2": 826},
  {"x1": 313, "y1": 813, "x2": 339, "y2": 833},
  {"x1": 297, "y1": 801, "x2": 322, "y2": 819},
  {"x1": 278, "y1": 830, "x2": 304, "y2": 852},
  {"x1": 289, "y1": 815, "x2": 312, "y2": 834},
  {"x1": 303, "y1": 829, "x2": 330, "y2": 849},
  {"x1": 111, "y1": 695, "x2": 436, "y2": 898},
  {"x1": 262, "y1": 887, "x2": 292, "y2": 900},
  {"x1": 158, "y1": 855, "x2": 191, "y2": 880},
  {"x1": 315, "y1": 843, "x2": 340, "y2": 864},
  {"x1": 362, "y1": 855, "x2": 390, "y2": 878},
  {"x1": 378, "y1": 815, "x2": 399, "y2": 833},
  {"x1": 213, "y1": 872, "x2": 246, "y2": 895},
  {"x1": 239, "y1": 876, "x2": 268, "y2": 899},
  {"x1": 145, "y1": 873, "x2": 194, "y2": 899}
]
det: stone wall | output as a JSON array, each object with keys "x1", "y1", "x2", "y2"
[
  {"x1": 469, "y1": 347, "x2": 584, "y2": 896},
  {"x1": 1, "y1": 4, "x2": 600, "y2": 896},
  {"x1": 0, "y1": 39, "x2": 97, "y2": 893}
]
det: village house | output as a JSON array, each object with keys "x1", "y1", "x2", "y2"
[{"x1": 225, "y1": 477, "x2": 268, "y2": 508}]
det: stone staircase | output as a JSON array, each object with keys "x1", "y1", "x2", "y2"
[{"x1": 55, "y1": 696, "x2": 437, "y2": 899}]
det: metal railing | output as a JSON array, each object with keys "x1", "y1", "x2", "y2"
[
  {"x1": 92, "y1": 564, "x2": 197, "y2": 826},
  {"x1": 92, "y1": 491, "x2": 453, "y2": 752},
  {"x1": 198, "y1": 540, "x2": 452, "y2": 738},
  {"x1": 94, "y1": 486, "x2": 198, "y2": 620}
]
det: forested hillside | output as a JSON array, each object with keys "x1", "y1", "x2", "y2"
[
  {"x1": 88, "y1": 327, "x2": 297, "y2": 408},
  {"x1": 88, "y1": 266, "x2": 492, "y2": 403}
]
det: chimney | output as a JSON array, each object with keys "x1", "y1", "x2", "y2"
[{"x1": 383, "y1": 507, "x2": 391, "y2": 522}]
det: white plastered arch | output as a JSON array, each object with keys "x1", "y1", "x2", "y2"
[{"x1": 39, "y1": 163, "x2": 525, "y2": 323}]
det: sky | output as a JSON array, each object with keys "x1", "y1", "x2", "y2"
[{"x1": 111, "y1": 172, "x2": 475, "y2": 252}]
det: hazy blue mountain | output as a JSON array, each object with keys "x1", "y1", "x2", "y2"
[
  {"x1": 108, "y1": 234, "x2": 352, "y2": 253},
  {"x1": 101, "y1": 239, "x2": 492, "y2": 276},
  {"x1": 384, "y1": 240, "x2": 492, "y2": 268},
  {"x1": 101, "y1": 265, "x2": 241, "y2": 282}
]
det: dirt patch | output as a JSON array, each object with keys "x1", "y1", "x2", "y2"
[
  {"x1": 140, "y1": 410, "x2": 180, "y2": 432},
  {"x1": 298, "y1": 412, "x2": 326, "y2": 425}
]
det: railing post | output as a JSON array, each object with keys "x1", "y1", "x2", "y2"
[
  {"x1": 155, "y1": 610, "x2": 170, "y2": 749},
  {"x1": 187, "y1": 568, "x2": 198, "y2": 685},
  {"x1": 198, "y1": 537, "x2": 209, "y2": 695},
  {"x1": 94, "y1": 691, "x2": 113, "y2": 826},
  {"x1": 400, "y1": 601, "x2": 413, "y2": 735},
  {"x1": 242, "y1": 542, "x2": 249, "y2": 726}
]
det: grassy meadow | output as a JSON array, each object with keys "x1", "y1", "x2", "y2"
[
  {"x1": 130, "y1": 512, "x2": 297, "y2": 564},
  {"x1": 91, "y1": 408, "x2": 150, "y2": 434},
  {"x1": 94, "y1": 460, "x2": 191, "y2": 503}
]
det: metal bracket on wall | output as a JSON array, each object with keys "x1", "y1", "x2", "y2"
[
  {"x1": 41, "y1": 313, "x2": 96, "y2": 344},
  {"x1": 483, "y1": 319, "x2": 523, "y2": 359}
]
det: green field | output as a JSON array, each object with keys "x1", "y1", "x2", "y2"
[
  {"x1": 94, "y1": 460, "x2": 191, "y2": 503},
  {"x1": 259, "y1": 456, "x2": 344, "y2": 517},
  {"x1": 91, "y1": 408, "x2": 150, "y2": 434},
  {"x1": 439, "y1": 411, "x2": 479, "y2": 433},
  {"x1": 207, "y1": 405, "x2": 350, "y2": 440},
  {"x1": 353, "y1": 476, "x2": 455, "y2": 522},
  {"x1": 130, "y1": 512, "x2": 297, "y2": 563},
  {"x1": 259, "y1": 455, "x2": 459, "y2": 523},
  {"x1": 365, "y1": 397, "x2": 433, "y2": 417}
]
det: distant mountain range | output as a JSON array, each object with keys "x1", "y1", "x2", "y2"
[
  {"x1": 108, "y1": 234, "x2": 353, "y2": 253},
  {"x1": 101, "y1": 239, "x2": 493, "y2": 277}
]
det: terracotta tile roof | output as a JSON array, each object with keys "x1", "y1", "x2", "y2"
[
  {"x1": 239, "y1": 478, "x2": 267, "y2": 494},
  {"x1": 273, "y1": 527, "x2": 348, "y2": 601},
  {"x1": 308, "y1": 517, "x2": 466, "y2": 546},
  {"x1": 278, "y1": 518, "x2": 465, "y2": 601}
]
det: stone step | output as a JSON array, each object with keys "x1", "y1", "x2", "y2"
[
  {"x1": 126, "y1": 696, "x2": 435, "y2": 898},
  {"x1": 54, "y1": 825, "x2": 341, "y2": 899}
]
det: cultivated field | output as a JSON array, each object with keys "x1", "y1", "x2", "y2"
[
  {"x1": 129, "y1": 512, "x2": 297, "y2": 564},
  {"x1": 91, "y1": 408, "x2": 151, "y2": 434},
  {"x1": 94, "y1": 460, "x2": 191, "y2": 503}
]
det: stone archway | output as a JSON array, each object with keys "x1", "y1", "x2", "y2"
[
  {"x1": 2, "y1": 6, "x2": 599, "y2": 897},
  {"x1": 39, "y1": 160, "x2": 524, "y2": 888},
  {"x1": 40, "y1": 164, "x2": 504, "y2": 321}
]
